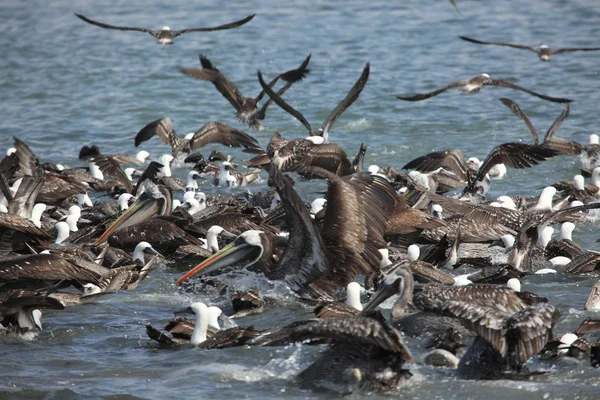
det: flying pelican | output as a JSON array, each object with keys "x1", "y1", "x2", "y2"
[
  {"x1": 75, "y1": 13, "x2": 255, "y2": 45},
  {"x1": 181, "y1": 54, "x2": 311, "y2": 130},
  {"x1": 397, "y1": 73, "x2": 573, "y2": 103}
]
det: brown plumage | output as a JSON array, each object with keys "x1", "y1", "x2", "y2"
[
  {"x1": 75, "y1": 13, "x2": 255, "y2": 45},
  {"x1": 262, "y1": 132, "x2": 354, "y2": 177},
  {"x1": 181, "y1": 54, "x2": 311, "y2": 130},
  {"x1": 257, "y1": 63, "x2": 370, "y2": 140},
  {"x1": 500, "y1": 98, "x2": 581, "y2": 155}
]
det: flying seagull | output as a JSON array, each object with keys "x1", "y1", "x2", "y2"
[
  {"x1": 460, "y1": 36, "x2": 600, "y2": 61},
  {"x1": 75, "y1": 13, "x2": 255, "y2": 45},
  {"x1": 397, "y1": 73, "x2": 573, "y2": 104}
]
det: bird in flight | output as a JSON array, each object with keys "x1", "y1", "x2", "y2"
[
  {"x1": 397, "y1": 73, "x2": 573, "y2": 103},
  {"x1": 75, "y1": 13, "x2": 255, "y2": 45}
]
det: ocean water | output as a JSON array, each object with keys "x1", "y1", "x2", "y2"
[{"x1": 1, "y1": 0, "x2": 600, "y2": 398}]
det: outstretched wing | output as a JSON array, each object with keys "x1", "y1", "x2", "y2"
[
  {"x1": 397, "y1": 78, "x2": 471, "y2": 101},
  {"x1": 490, "y1": 79, "x2": 573, "y2": 103},
  {"x1": 75, "y1": 14, "x2": 157, "y2": 35},
  {"x1": 181, "y1": 55, "x2": 246, "y2": 112},
  {"x1": 459, "y1": 36, "x2": 537, "y2": 52},
  {"x1": 173, "y1": 14, "x2": 255, "y2": 35},
  {"x1": 499, "y1": 98, "x2": 539, "y2": 144},
  {"x1": 320, "y1": 63, "x2": 370, "y2": 138},
  {"x1": 188, "y1": 121, "x2": 259, "y2": 150}
]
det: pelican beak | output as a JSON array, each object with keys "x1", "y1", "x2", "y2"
[
  {"x1": 175, "y1": 237, "x2": 257, "y2": 285},
  {"x1": 361, "y1": 277, "x2": 402, "y2": 313},
  {"x1": 95, "y1": 195, "x2": 159, "y2": 245}
]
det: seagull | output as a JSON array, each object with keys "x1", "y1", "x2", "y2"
[
  {"x1": 459, "y1": 36, "x2": 600, "y2": 61},
  {"x1": 75, "y1": 13, "x2": 255, "y2": 45},
  {"x1": 397, "y1": 73, "x2": 573, "y2": 104}
]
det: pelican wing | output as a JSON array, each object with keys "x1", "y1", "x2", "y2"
[
  {"x1": 504, "y1": 302, "x2": 559, "y2": 370},
  {"x1": 396, "y1": 78, "x2": 471, "y2": 101},
  {"x1": 416, "y1": 284, "x2": 526, "y2": 315},
  {"x1": 544, "y1": 103, "x2": 569, "y2": 140},
  {"x1": 403, "y1": 149, "x2": 469, "y2": 181},
  {"x1": 574, "y1": 317, "x2": 600, "y2": 335},
  {"x1": 472, "y1": 142, "x2": 558, "y2": 187},
  {"x1": 257, "y1": 71, "x2": 313, "y2": 133},
  {"x1": 256, "y1": 53, "x2": 311, "y2": 112},
  {"x1": 75, "y1": 14, "x2": 157, "y2": 35},
  {"x1": 90, "y1": 156, "x2": 133, "y2": 193},
  {"x1": 189, "y1": 122, "x2": 259, "y2": 151},
  {"x1": 490, "y1": 79, "x2": 573, "y2": 103},
  {"x1": 552, "y1": 47, "x2": 600, "y2": 54},
  {"x1": 0, "y1": 254, "x2": 102, "y2": 283},
  {"x1": 293, "y1": 143, "x2": 354, "y2": 177},
  {"x1": 499, "y1": 98, "x2": 539, "y2": 144},
  {"x1": 440, "y1": 300, "x2": 509, "y2": 355},
  {"x1": 320, "y1": 173, "x2": 396, "y2": 288},
  {"x1": 181, "y1": 55, "x2": 246, "y2": 112},
  {"x1": 134, "y1": 117, "x2": 180, "y2": 151},
  {"x1": 173, "y1": 14, "x2": 255, "y2": 35},
  {"x1": 266, "y1": 163, "x2": 331, "y2": 292},
  {"x1": 459, "y1": 36, "x2": 537, "y2": 52},
  {"x1": 320, "y1": 63, "x2": 370, "y2": 138}
]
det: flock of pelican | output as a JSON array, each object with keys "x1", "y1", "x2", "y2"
[{"x1": 2, "y1": 4, "x2": 600, "y2": 395}]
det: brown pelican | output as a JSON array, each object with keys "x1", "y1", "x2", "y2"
[
  {"x1": 441, "y1": 300, "x2": 560, "y2": 379},
  {"x1": 145, "y1": 305, "x2": 234, "y2": 345},
  {"x1": 361, "y1": 265, "x2": 474, "y2": 339},
  {"x1": 251, "y1": 315, "x2": 413, "y2": 393},
  {"x1": 499, "y1": 98, "x2": 581, "y2": 156},
  {"x1": 176, "y1": 163, "x2": 396, "y2": 294},
  {"x1": 134, "y1": 118, "x2": 260, "y2": 156},
  {"x1": 0, "y1": 287, "x2": 65, "y2": 334},
  {"x1": 181, "y1": 54, "x2": 311, "y2": 130},
  {"x1": 314, "y1": 281, "x2": 364, "y2": 319},
  {"x1": 75, "y1": 13, "x2": 255, "y2": 45},
  {"x1": 402, "y1": 142, "x2": 558, "y2": 197},
  {"x1": 257, "y1": 63, "x2": 370, "y2": 142},
  {"x1": 397, "y1": 73, "x2": 573, "y2": 103},
  {"x1": 459, "y1": 36, "x2": 600, "y2": 61},
  {"x1": 147, "y1": 302, "x2": 259, "y2": 348},
  {"x1": 254, "y1": 131, "x2": 354, "y2": 177}
]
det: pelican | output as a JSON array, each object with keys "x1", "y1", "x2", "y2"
[
  {"x1": 251, "y1": 314, "x2": 413, "y2": 393},
  {"x1": 134, "y1": 118, "x2": 260, "y2": 156},
  {"x1": 397, "y1": 73, "x2": 573, "y2": 103},
  {"x1": 75, "y1": 13, "x2": 255, "y2": 45},
  {"x1": 181, "y1": 54, "x2": 311, "y2": 130},
  {"x1": 176, "y1": 163, "x2": 396, "y2": 295}
]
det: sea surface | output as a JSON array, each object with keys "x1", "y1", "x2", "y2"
[{"x1": 1, "y1": 0, "x2": 600, "y2": 398}]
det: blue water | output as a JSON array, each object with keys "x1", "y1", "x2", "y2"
[{"x1": 1, "y1": 0, "x2": 600, "y2": 398}]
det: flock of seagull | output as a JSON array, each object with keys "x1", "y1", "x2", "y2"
[{"x1": 2, "y1": 5, "x2": 600, "y2": 395}]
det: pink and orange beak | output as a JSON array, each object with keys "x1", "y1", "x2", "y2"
[
  {"x1": 176, "y1": 236, "x2": 257, "y2": 285},
  {"x1": 95, "y1": 195, "x2": 159, "y2": 245}
]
